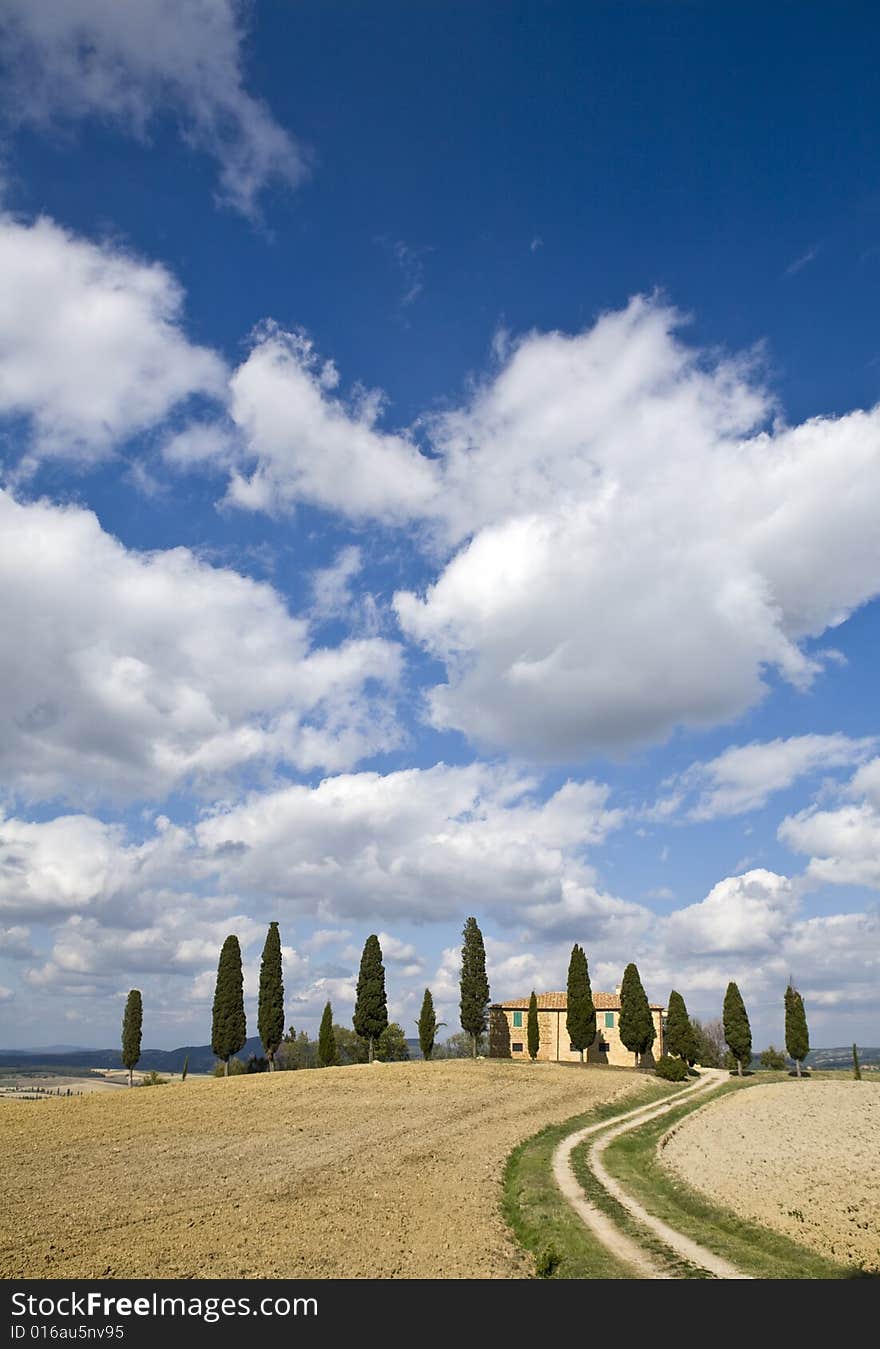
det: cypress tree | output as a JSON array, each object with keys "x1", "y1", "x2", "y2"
[
  {"x1": 257, "y1": 921, "x2": 285, "y2": 1070},
  {"x1": 852, "y1": 1043, "x2": 862, "y2": 1081},
  {"x1": 618, "y1": 963, "x2": 656, "y2": 1066},
  {"x1": 566, "y1": 943, "x2": 596, "y2": 1062},
  {"x1": 417, "y1": 987, "x2": 438, "y2": 1061},
  {"x1": 121, "y1": 989, "x2": 143, "y2": 1088},
  {"x1": 211, "y1": 934, "x2": 247, "y2": 1076},
  {"x1": 318, "y1": 1001, "x2": 338, "y2": 1067},
  {"x1": 353, "y1": 934, "x2": 388, "y2": 1062},
  {"x1": 526, "y1": 990, "x2": 540, "y2": 1061},
  {"x1": 784, "y1": 983, "x2": 810, "y2": 1078},
  {"x1": 666, "y1": 989, "x2": 698, "y2": 1064},
  {"x1": 722, "y1": 981, "x2": 752, "y2": 1076},
  {"x1": 459, "y1": 916, "x2": 490, "y2": 1058}
]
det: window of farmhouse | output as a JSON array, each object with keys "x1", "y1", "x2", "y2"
[
  {"x1": 605, "y1": 1012, "x2": 615, "y2": 1028},
  {"x1": 512, "y1": 1011, "x2": 523, "y2": 1027},
  {"x1": 512, "y1": 1042, "x2": 524, "y2": 1052}
]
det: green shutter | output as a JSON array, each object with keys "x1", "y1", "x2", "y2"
[
  {"x1": 513, "y1": 1011, "x2": 522, "y2": 1027},
  {"x1": 605, "y1": 1011, "x2": 615, "y2": 1028}
]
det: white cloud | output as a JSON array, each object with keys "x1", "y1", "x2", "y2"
[
  {"x1": 0, "y1": 816, "x2": 129, "y2": 920},
  {"x1": 0, "y1": 213, "x2": 226, "y2": 464},
  {"x1": 223, "y1": 325, "x2": 439, "y2": 521},
  {"x1": 395, "y1": 298, "x2": 880, "y2": 759},
  {"x1": 0, "y1": 984, "x2": 13, "y2": 1002},
  {"x1": 775, "y1": 755, "x2": 880, "y2": 889},
  {"x1": 0, "y1": 491, "x2": 403, "y2": 803},
  {"x1": 0, "y1": 0, "x2": 305, "y2": 217},
  {"x1": 0, "y1": 925, "x2": 34, "y2": 959},
  {"x1": 666, "y1": 734, "x2": 876, "y2": 820},
  {"x1": 29, "y1": 909, "x2": 263, "y2": 981},
  {"x1": 304, "y1": 928, "x2": 352, "y2": 952},
  {"x1": 195, "y1": 763, "x2": 626, "y2": 927},
  {"x1": 0, "y1": 764, "x2": 625, "y2": 936},
  {"x1": 309, "y1": 546, "x2": 363, "y2": 621},
  {"x1": 661, "y1": 869, "x2": 799, "y2": 958}
]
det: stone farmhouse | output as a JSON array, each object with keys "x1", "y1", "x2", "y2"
[{"x1": 489, "y1": 989, "x2": 665, "y2": 1066}]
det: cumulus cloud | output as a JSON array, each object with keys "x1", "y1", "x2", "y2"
[
  {"x1": 663, "y1": 734, "x2": 877, "y2": 820},
  {"x1": 156, "y1": 297, "x2": 880, "y2": 768},
  {"x1": 0, "y1": 764, "x2": 625, "y2": 935},
  {"x1": 396, "y1": 298, "x2": 880, "y2": 759},
  {"x1": 223, "y1": 326, "x2": 439, "y2": 521},
  {"x1": 661, "y1": 869, "x2": 799, "y2": 958},
  {"x1": 779, "y1": 755, "x2": 880, "y2": 889},
  {"x1": 0, "y1": 213, "x2": 225, "y2": 465},
  {"x1": 0, "y1": 925, "x2": 33, "y2": 959},
  {"x1": 195, "y1": 763, "x2": 626, "y2": 927},
  {"x1": 0, "y1": 491, "x2": 403, "y2": 803},
  {"x1": 0, "y1": 0, "x2": 305, "y2": 217}
]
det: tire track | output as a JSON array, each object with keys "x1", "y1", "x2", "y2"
[{"x1": 552, "y1": 1068, "x2": 749, "y2": 1279}]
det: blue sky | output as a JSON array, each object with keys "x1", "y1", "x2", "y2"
[{"x1": 0, "y1": 1, "x2": 878, "y2": 1053}]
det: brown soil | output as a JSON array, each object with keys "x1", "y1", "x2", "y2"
[
  {"x1": 0, "y1": 1058, "x2": 639, "y2": 1279},
  {"x1": 661, "y1": 1080, "x2": 880, "y2": 1270}
]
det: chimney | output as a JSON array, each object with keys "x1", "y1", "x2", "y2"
[{"x1": 614, "y1": 985, "x2": 621, "y2": 995}]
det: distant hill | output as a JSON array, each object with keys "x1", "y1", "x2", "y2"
[
  {"x1": 0, "y1": 1034, "x2": 427, "y2": 1073},
  {"x1": 16, "y1": 1044, "x2": 90, "y2": 1054},
  {"x1": 0, "y1": 1036, "x2": 265, "y2": 1075},
  {"x1": 804, "y1": 1046, "x2": 880, "y2": 1069}
]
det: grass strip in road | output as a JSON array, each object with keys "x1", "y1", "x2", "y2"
[
  {"x1": 596, "y1": 1079, "x2": 852, "y2": 1280},
  {"x1": 569, "y1": 1130, "x2": 710, "y2": 1279},
  {"x1": 502, "y1": 1079, "x2": 677, "y2": 1279}
]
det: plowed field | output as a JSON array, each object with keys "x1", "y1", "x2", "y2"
[{"x1": 0, "y1": 1058, "x2": 639, "y2": 1279}]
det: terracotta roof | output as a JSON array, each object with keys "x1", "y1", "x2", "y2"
[{"x1": 493, "y1": 991, "x2": 665, "y2": 1011}]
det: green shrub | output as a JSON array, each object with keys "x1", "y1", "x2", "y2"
[
  {"x1": 213, "y1": 1056, "x2": 247, "y2": 1077},
  {"x1": 535, "y1": 1245, "x2": 561, "y2": 1278},
  {"x1": 759, "y1": 1046, "x2": 787, "y2": 1071},
  {"x1": 654, "y1": 1054, "x2": 688, "y2": 1082},
  {"x1": 140, "y1": 1069, "x2": 168, "y2": 1087}
]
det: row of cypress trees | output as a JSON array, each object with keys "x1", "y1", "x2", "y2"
[
  {"x1": 664, "y1": 979, "x2": 811, "y2": 1076},
  {"x1": 125, "y1": 920, "x2": 813, "y2": 1080},
  {"x1": 209, "y1": 914, "x2": 491, "y2": 1073}
]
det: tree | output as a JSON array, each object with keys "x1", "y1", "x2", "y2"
[
  {"x1": 566, "y1": 944, "x2": 596, "y2": 1062},
  {"x1": 417, "y1": 987, "x2": 441, "y2": 1060},
  {"x1": 334, "y1": 1025, "x2": 370, "y2": 1066},
  {"x1": 257, "y1": 921, "x2": 285, "y2": 1071},
  {"x1": 277, "y1": 1025, "x2": 316, "y2": 1070},
  {"x1": 376, "y1": 1022, "x2": 410, "y2": 1061},
  {"x1": 460, "y1": 916, "x2": 490, "y2": 1058},
  {"x1": 121, "y1": 989, "x2": 142, "y2": 1088},
  {"x1": 211, "y1": 934, "x2": 247, "y2": 1076},
  {"x1": 759, "y1": 1046, "x2": 787, "y2": 1070},
  {"x1": 666, "y1": 990, "x2": 698, "y2": 1064},
  {"x1": 852, "y1": 1043, "x2": 862, "y2": 1081},
  {"x1": 527, "y1": 990, "x2": 540, "y2": 1061},
  {"x1": 318, "y1": 1001, "x2": 338, "y2": 1067},
  {"x1": 784, "y1": 983, "x2": 809, "y2": 1078},
  {"x1": 436, "y1": 1030, "x2": 483, "y2": 1059},
  {"x1": 618, "y1": 963, "x2": 656, "y2": 1066},
  {"x1": 722, "y1": 981, "x2": 752, "y2": 1076},
  {"x1": 353, "y1": 934, "x2": 388, "y2": 1062},
  {"x1": 691, "y1": 1016, "x2": 725, "y2": 1068}
]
